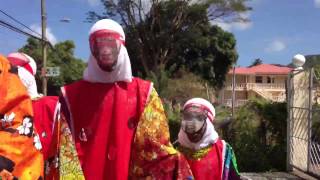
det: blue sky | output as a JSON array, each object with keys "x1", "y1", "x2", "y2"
[{"x1": 1, "y1": 0, "x2": 320, "y2": 66}]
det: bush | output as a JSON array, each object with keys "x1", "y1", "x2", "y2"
[
  {"x1": 163, "y1": 93, "x2": 287, "y2": 172},
  {"x1": 226, "y1": 98, "x2": 287, "y2": 172},
  {"x1": 163, "y1": 100, "x2": 181, "y2": 142}
]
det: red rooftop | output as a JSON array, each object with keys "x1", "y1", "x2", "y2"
[{"x1": 228, "y1": 64, "x2": 293, "y2": 75}]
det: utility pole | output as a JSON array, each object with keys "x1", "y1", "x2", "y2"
[
  {"x1": 231, "y1": 66, "x2": 236, "y2": 118},
  {"x1": 41, "y1": 0, "x2": 47, "y2": 95}
]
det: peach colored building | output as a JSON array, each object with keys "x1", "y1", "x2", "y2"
[{"x1": 219, "y1": 64, "x2": 293, "y2": 107}]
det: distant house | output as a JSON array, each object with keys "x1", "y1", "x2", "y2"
[{"x1": 219, "y1": 64, "x2": 293, "y2": 107}]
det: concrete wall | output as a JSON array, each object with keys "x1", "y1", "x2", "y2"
[{"x1": 289, "y1": 70, "x2": 311, "y2": 171}]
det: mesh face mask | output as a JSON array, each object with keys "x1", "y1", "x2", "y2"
[
  {"x1": 89, "y1": 30, "x2": 123, "y2": 71},
  {"x1": 181, "y1": 106, "x2": 208, "y2": 142},
  {"x1": 181, "y1": 110, "x2": 207, "y2": 134}
]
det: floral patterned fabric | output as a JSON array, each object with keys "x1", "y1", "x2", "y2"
[
  {"x1": 0, "y1": 55, "x2": 44, "y2": 179},
  {"x1": 130, "y1": 88, "x2": 193, "y2": 179},
  {"x1": 58, "y1": 113, "x2": 85, "y2": 180},
  {"x1": 43, "y1": 113, "x2": 85, "y2": 180}
]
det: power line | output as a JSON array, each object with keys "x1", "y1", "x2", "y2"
[
  {"x1": 0, "y1": 20, "x2": 79, "y2": 78},
  {"x1": 0, "y1": 27, "x2": 26, "y2": 41},
  {"x1": 0, "y1": 19, "x2": 42, "y2": 40},
  {"x1": 0, "y1": 10, "x2": 75, "y2": 70},
  {"x1": 0, "y1": 19, "x2": 51, "y2": 46},
  {"x1": 0, "y1": 9, "x2": 42, "y2": 37}
]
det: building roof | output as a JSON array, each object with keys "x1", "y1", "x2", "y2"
[{"x1": 228, "y1": 64, "x2": 293, "y2": 75}]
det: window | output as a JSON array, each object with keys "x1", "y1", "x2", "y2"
[
  {"x1": 255, "y1": 76, "x2": 263, "y2": 83},
  {"x1": 267, "y1": 76, "x2": 275, "y2": 83},
  {"x1": 267, "y1": 77, "x2": 271, "y2": 83}
]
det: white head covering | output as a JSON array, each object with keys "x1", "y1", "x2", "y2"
[
  {"x1": 7, "y1": 52, "x2": 41, "y2": 99},
  {"x1": 183, "y1": 98, "x2": 215, "y2": 121},
  {"x1": 83, "y1": 19, "x2": 133, "y2": 83},
  {"x1": 178, "y1": 98, "x2": 219, "y2": 150}
]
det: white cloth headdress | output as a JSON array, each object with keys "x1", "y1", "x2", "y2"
[
  {"x1": 83, "y1": 19, "x2": 133, "y2": 83},
  {"x1": 178, "y1": 98, "x2": 219, "y2": 150}
]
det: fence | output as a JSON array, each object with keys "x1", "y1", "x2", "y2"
[{"x1": 287, "y1": 67, "x2": 320, "y2": 178}]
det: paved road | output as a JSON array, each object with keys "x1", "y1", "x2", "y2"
[{"x1": 240, "y1": 171, "x2": 317, "y2": 180}]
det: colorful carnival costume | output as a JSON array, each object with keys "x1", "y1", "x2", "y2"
[
  {"x1": 7, "y1": 52, "x2": 60, "y2": 163},
  {"x1": 0, "y1": 55, "x2": 44, "y2": 179},
  {"x1": 177, "y1": 98, "x2": 240, "y2": 180},
  {"x1": 46, "y1": 19, "x2": 193, "y2": 180}
]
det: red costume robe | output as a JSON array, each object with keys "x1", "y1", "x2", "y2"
[
  {"x1": 48, "y1": 77, "x2": 192, "y2": 179},
  {"x1": 32, "y1": 96, "x2": 59, "y2": 161},
  {"x1": 187, "y1": 139, "x2": 224, "y2": 179},
  {"x1": 180, "y1": 139, "x2": 240, "y2": 180}
]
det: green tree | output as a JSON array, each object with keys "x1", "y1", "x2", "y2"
[
  {"x1": 19, "y1": 38, "x2": 86, "y2": 95},
  {"x1": 305, "y1": 54, "x2": 320, "y2": 68},
  {"x1": 249, "y1": 58, "x2": 263, "y2": 67},
  {"x1": 172, "y1": 23, "x2": 238, "y2": 88},
  {"x1": 87, "y1": 0, "x2": 250, "y2": 88}
]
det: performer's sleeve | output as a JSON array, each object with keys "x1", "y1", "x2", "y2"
[
  {"x1": 0, "y1": 71, "x2": 44, "y2": 179},
  {"x1": 45, "y1": 96, "x2": 85, "y2": 180},
  {"x1": 222, "y1": 143, "x2": 241, "y2": 180},
  {"x1": 130, "y1": 87, "x2": 193, "y2": 179}
]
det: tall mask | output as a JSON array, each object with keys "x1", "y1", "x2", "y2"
[
  {"x1": 89, "y1": 30, "x2": 123, "y2": 72},
  {"x1": 181, "y1": 106, "x2": 208, "y2": 143}
]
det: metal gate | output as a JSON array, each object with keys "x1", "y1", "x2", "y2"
[{"x1": 287, "y1": 67, "x2": 320, "y2": 178}]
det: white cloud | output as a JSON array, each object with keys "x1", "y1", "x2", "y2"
[
  {"x1": 212, "y1": 21, "x2": 232, "y2": 31},
  {"x1": 210, "y1": 12, "x2": 253, "y2": 32},
  {"x1": 265, "y1": 40, "x2": 286, "y2": 53},
  {"x1": 211, "y1": 20, "x2": 252, "y2": 32},
  {"x1": 29, "y1": 24, "x2": 57, "y2": 45},
  {"x1": 315, "y1": 0, "x2": 320, "y2": 8},
  {"x1": 87, "y1": 0, "x2": 99, "y2": 6},
  {"x1": 232, "y1": 21, "x2": 253, "y2": 30}
]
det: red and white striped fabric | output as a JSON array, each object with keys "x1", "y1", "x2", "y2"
[
  {"x1": 7, "y1": 52, "x2": 36, "y2": 76},
  {"x1": 7, "y1": 52, "x2": 40, "y2": 99},
  {"x1": 183, "y1": 98, "x2": 216, "y2": 122}
]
